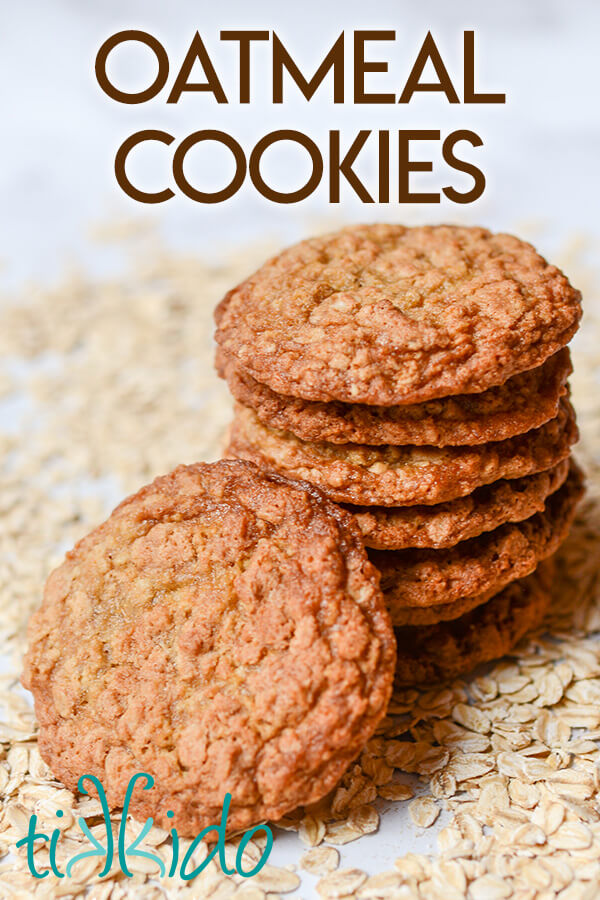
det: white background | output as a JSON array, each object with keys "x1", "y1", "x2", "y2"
[
  {"x1": 1, "y1": 0, "x2": 600, "y2": 286},
  {"x1": 1, "y1": 1, "x2": 599, "y2": 895}
]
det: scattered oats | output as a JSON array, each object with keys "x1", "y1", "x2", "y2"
[
  {"x1": 430, "y1": 769, "x2": 457, "y2": 800},
  {"x1": 383, "y1": 741, "x2": 416, "y2": 769},
  {"x1": 516, "y1": 859, "x2": 552, "y2": 890},
  {"x1": 556, "y1": 883, "x2": 598, "y2": 900},
  {"x1": 393, "y1": 853, "x2": 430, "y2": 881},
  {"x1": 359, "y1": 753, "x2": 394, "y2": 786},
  {"x1": 534, "y1": 671, "x2": 566, "y2": 706},
  {"x1": 331, "y1": 767, "x2": 377, "y2": 815},
  {"x1": 508, "y1": 779, "x2": 540, "y2": 808},
  {"x1": 496, "y1": 673, "x2": 530, "y2": 695},
  {"x1": 426, "y1": 687, "x2": 467, "y2": 712},
  {"x1": 346, "y1": 804, "x2": 379, "y2": 835},
  {"x1": 377, "y1": 782, "x2": 414, "y2": 802},
  {"x1": 533, "y1": 708, "x2": 571, "y2": 746},
  {"x1": 316, "y1": 867, "x2": 367, "y2": 898},
  {"x1": 564, "y1": 799, "x2": 600, "y2": 825},
  {"x1": 298, "y1": 814, "x2": 326, "y2": 847},
  {"x1": 414, "y1": 746, "x2": 450, "y2": 776},
  {"x1": 569, "y1": 682, "x2": 600, "y2": 708},
  {"x1": 507, "y1": 683, "x2": 540, "y2": 704},
  {"x1": 300, "y1": 846, "x2": 339, "y2": 875},
  {"x1": 452, "y1": 703, "x2": 491, "y2": 734},
  {"x1": 454, "y1": 812, "x2": 483, "y2": 843},
  {"x1": 436, "y1": 825, "x2": 463, "y2": 852},
  {"x1": 356, "y1": 870, "x2": 404, "y2": 898},
  {"x1": 551, "y1": 658, "x2": 573, "y2": 685},
  {"x1": 123, "y1": 854, "x2": 164, "y2": 876},
  {"x1": 323, "y1": 820, "x2": 364, "y2": 845},
  {"x1": 548, "y1": 823, "x2": 593, "y2": 851},
  {"x1": 433, "y1": 720, "x2": 491, "y2": 753},
  {"x1": 27, "y1": 747, "x2": 55, "y2": 781},
  {"x1": 559, "y1": 700, "x2": 600, "y2": 728},
  {"x1": 433, "y1": 859, "x2": 468, "y2": 896},
  {"x1": 469, "y1": 874, "x2": 512, "y2": 899},
  {"x1": 248, "y1": 865, "x2": 301, "y2": 893},
  {"x1": 541, "y1": 855, "x2": 574, "y2": 891},
  {"x1": 532, "y1": 800, "x2": 565, "y2": 834},
  {"x1": 550, "y1": 780, "x2": 595, "y2": 801},
  {"x1": 210, "y1": 880, "x2": 238, "y2": 899},
  {"x1": 234, "y1": 887, "x2": 267, "y2": 900},
  {"x1": 567, "y1": 738, "x2": 599, "y2": 754},
  {"x1": 408, "y1": 797, "x2": 440, "y2": 828},
  {"x1": 447, "y1": 753, "x2": 496, "y2": 782},
  {"x1": 476, "y1": 781, "x2": 510, "y2": 817},
  {"x1": 471, "y1": 677, "x2": 499, "y2": 703}
]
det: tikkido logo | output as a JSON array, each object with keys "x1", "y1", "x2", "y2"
[{"x1": 17, "y1": 773, "x2": 274, "y2": 881}]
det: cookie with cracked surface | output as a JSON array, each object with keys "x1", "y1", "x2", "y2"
[
  {"x1": 215, "y1": 224, "x2": 581, "y2": 406},
  {"x1": 227, "y1": 399, "x2": 577, "y2": 507},
  {"x1": 373, "y1": 461, "x2": 583, "y2": 620},
  {"x1": 216, "y1": 347, "x2": 571, "y2": 447},
  {"x1": 350, "y1": 459, "x2": 570, "y2": 550},
  {"x1": 394, "y1": 563, "x2": 553, "y2": 685},
  {"x1": 22, "y1": 460, "x2": 395, "y2": 837}
]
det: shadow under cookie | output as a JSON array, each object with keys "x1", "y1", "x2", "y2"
[{"x1": 394, "y1": 563, "x2": 554, "y2": 685}]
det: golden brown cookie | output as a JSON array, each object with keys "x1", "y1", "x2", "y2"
[
  {"x1": 373, "y1": 462, "x2": 583, "y2": 620},
  {"x1": 217, "y1": 347, "x2": 571, "y2": 447},
  {"x1": 350, "y1": 459, "x2": 570, "y2": 550},
  {"x1": 391, "y1": 585, "x2": 500, "y2": 627},
  {"x1": 22, "y1": 460, "x2": 395, "y2": 837},
  {"x1": 227, "y1": 399, "x2": 578, "y2": 507},
  {"x1": 394, "y1": 564, "x2": 553, "y2": 684},
  {"x1": 215, "y1": 225, "x2": 581, "y2": 405}
]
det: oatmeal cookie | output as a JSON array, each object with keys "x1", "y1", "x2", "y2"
[
  {"x1": 394, "y1": 564, "x2": 553, "y2": 684},
  {"x1": 390, "y1": 585, "x2": 500, "y2": 627},
  {"x1": 372, "y1": 461, "x2": 582, "y2": 618},
  {"x1": 227, "y1": 399, "x2": 577, "y2": 507},
  {"x1": 22, "y1": 460, "x2": 395, "y2": 837},
  {"x1": 215, "y1": 225, "x2": 581, "y2": 405},
  {"x1": 350, "y1": 459, "x2": 570, "y2": 550},
  {"x1": 217, "y1": 347, "x2": 571, "y2": 447}
]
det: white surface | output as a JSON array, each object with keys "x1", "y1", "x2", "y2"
[
  {"x1": 1, "y1": 0, "x2": 600, "y2": 287},
  {"x1": 1, "y1": 1, "x2": 600, "y2": 896}
]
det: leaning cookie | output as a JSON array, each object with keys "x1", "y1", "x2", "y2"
[
  {"x1": 394, "y1": 564, "x2": 553, "y2": 685},
  {"x1": 227, "y1": 399, "x2": 577, "y2": 507},
  {"x1": 372, "y1": 461, "x2": 583, "y2": 617},
  {"x1": 22, "y1": 460, "x2": 395, "y2": 837},
  {"x1": 349, "y1": 459, "x2": 570, "y2": 550},
  {"x1": 215, "y1": 224, "x2": 581, "y2": 405},
  {"x1": 217, "y1": 347, "x2": 571, "y2": 447}
]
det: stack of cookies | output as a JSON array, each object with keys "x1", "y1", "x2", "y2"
[{"x1": 216, "y1": 224, "x2": 584, "y2": 683}]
